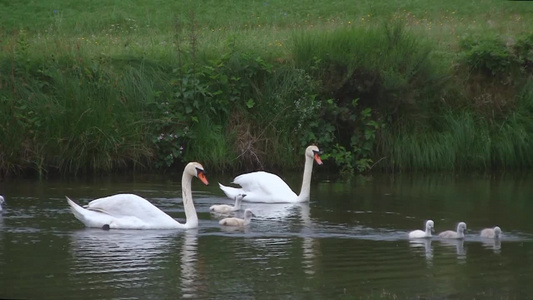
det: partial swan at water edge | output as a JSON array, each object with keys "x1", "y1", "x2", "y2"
[
  {"x1": 438, "y1": 222, "x2": 467, "y2": 239},
  {"x1": 0, "y1": 195, "x2": 4, "y2": 212},
  {"x1": 480, "y1": 226, "x2": 502, "y2": 239},
  {"x1": 409, "y1": 220, "x2": 434, "y2": 238},
  {"x1": 66, "y1": 162, "x2": 208, "y2": 229},
  {"x1": 219, "y1": 209, "x2": 254, "y2": 227},
  {"x1": 218, "y1": 145, "x2": 322, "y2": 203},
  {"x1": 210, "y1": 193, "x2": 246, "y2": 214}
]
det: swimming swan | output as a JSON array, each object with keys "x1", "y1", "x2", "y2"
[
  {"x1": 218, "y1": 145, "x2": 322, "y2": 203},
  {"x1": 67, "y1": 162, "x2": 208, "y2": 229},
  {"x1": 219, "y1": 209, "x2": 254, "y2": 227},
  {"x1": 480, "y1": 226, "x2": 502, "y2": 239},
  {"x1": 409, "y1": 220, "x2": 434, "y2": 238},
  {"x1": 210, "y1": 193, "x2": 246, "y2": 214},
  {"x1": 0, "y1": 195, "x2": 4, "y2": 212},
  {"x1": 438, "y1": 222, "x2": 467, "y2": 239}
]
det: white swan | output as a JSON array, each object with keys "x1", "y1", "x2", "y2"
[
  {"x1": 408, "y1": 220, "x2": 434, "y2": 238},
  {"x1": 218, "y1": 145, "x2": 323, "y2": 203},
  {"x1": 210, "y1": 193, "x2": 246, "y2": 214},
  {"x1": 480, "y1": 226, "x2": 502, "y2": 239},
  {"x1": 219, "y1": 209, "x2": 254, "y2": 226},
  {"x1": 438, "y1": 222, "x2": 467, "y2": 239},
  {"x1": 0, "y1": 195, "x2": 4, "y2": 212},
  {"x1": 66, "y1": 162, "x2": 209, "y2": 229}
]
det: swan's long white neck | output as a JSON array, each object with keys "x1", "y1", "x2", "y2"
[
  {"x1": 182, "y1": 172, "x2": 198, "y2": 228},
  {"x1": 234, "y1": 197, "x2": 242, "y2": 210},
  {"x1": 297, "y1": 155, "x2": 314, "y2": 202},
  {"x1": 425, "y1": 225, "x2": 432, "y2": 235}
]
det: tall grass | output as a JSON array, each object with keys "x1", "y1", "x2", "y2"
[{"x1": 0, "y1": 1, "x2": 532, "y2": 176}]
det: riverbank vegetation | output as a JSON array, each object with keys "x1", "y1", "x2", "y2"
[{"x1": 0, "y1": 0, "x2": 532, "y2": 177}]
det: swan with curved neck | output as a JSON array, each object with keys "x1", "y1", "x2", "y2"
[
  {"x1": 409, "y1": 220, "x2": 434, "y2": 238},
  {"x1": 66, "y1": 162, "x2": 208, "y2": 229},
  {"x1": 218, "y1": 145, "x2": 322, "y2": 203},
  {"x1": 438, "y1": 222, "x2": 467, "y2": 239},
  {"x1": 210, "y1": 193, "x2": 246, "y2": 213}
]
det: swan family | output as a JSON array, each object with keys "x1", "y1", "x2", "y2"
[
  {"x1": 65, "y1": 145, "x2": 322, "y2": 230},
  {"x1": 409, "y1": 220, "x2": 502, "y2": 240},
  {"x1": 6, "y1": 143, "x2": 506, "y2": 240}
]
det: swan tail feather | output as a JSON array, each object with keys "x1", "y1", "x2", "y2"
[
  {"x1": 218, "y1": 182, "x2": 243, "y2": 200},
  {"x1": 66, "y1": 196, "x2": 87, "y2": 223}
]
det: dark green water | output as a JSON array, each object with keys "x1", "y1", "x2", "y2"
[{"x1": 1, "y1": 173, "x2": 532, "y2": 299}]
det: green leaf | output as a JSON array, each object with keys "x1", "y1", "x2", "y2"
[{"x1": 246, "y1": 99, "x2": 255, "y2": 109}]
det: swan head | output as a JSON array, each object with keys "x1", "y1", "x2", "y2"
[
  {"x1": 186, "y1": 162, "x2": 209, "y2": 185},
  {"x1": 244, "y1": 208, "x2": 255, "y2": 219},
  {"x1": 306, "y1": 145, "x2": 323, "y2": 165},
  {"x1": 494, "y1": 226, "x2": 502, "y2": 237},
  {"x1": 457, "y1": 222, "x2": 467, "y2": 233},
  {"x1": 236, "y1": 194, "x2": 247, "y2": 201},
  {"x1": 426, "y1": 220, "x2": 434, "y2": 232}
]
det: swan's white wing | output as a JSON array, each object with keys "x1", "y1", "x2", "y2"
[
  {"x1": 232, "y1": 171, "x2": 297, "y2": 202},
  {"x1": 84, "y1": 194, "x2": 178, "y2": 226}
]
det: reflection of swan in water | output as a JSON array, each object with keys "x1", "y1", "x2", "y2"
[
  {"x1": 409, "y1": 239, "x2": 433, "y2": 263},
  {"x1": 439, "y1": 239, "x2": 466, "y2": 260},
  {"x1": 180, "y1": 230, "x2": 199, "y2": 299},
  {"x1": 69, "y1": 229, "x2": 180, "y2": 275},
  {"x1": 68, "y1": 229, "x2": 200, "y2": 297},
  {"x1": 481, "y1": 238, "x2": 501, "y2": 254},
  {"x1": 243, "y1": 202, "x2": 308, "y2": 221}
]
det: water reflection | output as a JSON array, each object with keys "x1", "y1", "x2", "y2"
[
  {"x1": 409, "y1": 239, "x2": 433, "y2": 264},
  {"x1": 180, "y1": 230, "x2": 198, "y2": 299},
  {"x1": 481, "y1": 238, "x2": 502, "y2": 254},
  {"x1": 439, "y1": 239, "x2": 467, "y2": 262}
]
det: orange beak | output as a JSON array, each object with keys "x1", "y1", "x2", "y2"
[
  {"x1": 198, "y1": 172, "x2": 209, "y2": 185},
  {"x1": 314, "y1": 153, "x2": 323, "y2": 165}
]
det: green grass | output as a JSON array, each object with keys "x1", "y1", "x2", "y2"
[{"x1": 0, "y1": 0, "x2": 532, "y2": 176}]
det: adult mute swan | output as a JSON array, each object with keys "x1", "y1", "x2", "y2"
[
  {"x1": 0, "y1": 195, "x2": 5, "y2": 212},
  {"x1": 409, "y1": 220, "x2": 434, "y2": 238},
  {"x1": 218, "y1": 145, "x2": 323, "y2": 203},
  {"x1": 219, "y1": 209, "x2": 254, "y2": 227},
  {"x1": 438, "y1": 222, "x2": 467, "y2": 239},
  {"x1": 480, "y1": 226, "x2": 502, "y2": 239},
  {"x1": 67, "y1": 162, "x2": 209, "y2": 230},
  {"x1": 210, "y1": 193, "x2": 246, "y2": 214}
]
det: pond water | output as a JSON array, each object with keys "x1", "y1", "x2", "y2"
[{"x1": 0, "y1": 172, "x2": 532, "y2": 299}]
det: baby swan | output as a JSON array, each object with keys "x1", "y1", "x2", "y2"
[
  {"x1": 219, "y1": 209, "x2": 254, "y2": 227},
  {"x1": 439, "y1": 222, "x2": 467, "y2": 239},
  {"x1": 409, "y1": 220, "x2": 434, "y2": 238},
  {"x1": 480, "y1": 226, "x2": 502, "y2": 239},
  {"x1": 210, "y1": 193, "x2": 246, "y2": 214},
  {"x1": 0, "y1": 195, "x2": 4, "y2": 211}
]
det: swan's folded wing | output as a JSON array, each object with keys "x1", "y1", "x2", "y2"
[
  {"x1": 233, "y1": 171, "x2": 297, "y2": 198},
  {"x1": 85, "y1": 194, "x2": 175, "y2": 222}
]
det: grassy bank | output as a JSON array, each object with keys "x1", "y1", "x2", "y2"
[{"x1": 0, "y1": 0, "x2": 532, "y2": 177}]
